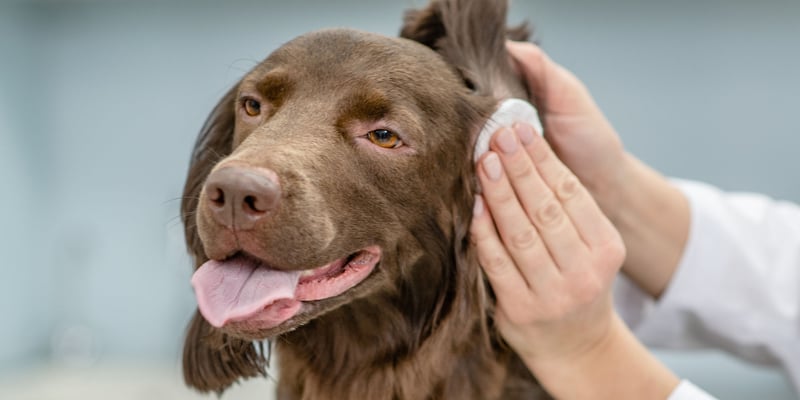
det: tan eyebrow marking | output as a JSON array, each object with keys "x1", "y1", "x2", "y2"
[
  {"x1": 335, "y1": 89, "x2": 392, "y2": 131},
  {"x1": 255, "y1": 71, "x2": 294, "y2": 107}
]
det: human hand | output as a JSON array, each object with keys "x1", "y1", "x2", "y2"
[
  {"x1": 470, "y1": 122, "x2": 626, "y2": 365},
  {"x1": 507, "y1": 41, "x2": 691, "y2": 298},
  {"x1": 506, "y1": 41, "x2": 627, "y2": 209}
]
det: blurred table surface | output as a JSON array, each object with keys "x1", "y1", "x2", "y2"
[{"x1": 0, "y1": 351, "x2": 796, "y2": 400}]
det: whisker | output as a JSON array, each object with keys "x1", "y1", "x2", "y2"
[
  {"x1": 227, "y1": 58, "x2": 259, "y2": 74},
  {"x1": 162, "y1": 196, "x2": 195, "y2": 206},
  {"x1": 166, "y1": 213, "x2": 193, "y2": 229},
  {"x1": 183, "y1": 220, "x2": 198, "y2": 233},
  {"x1": 208, "y1": 147, "x2": 227, "y2": 163}
]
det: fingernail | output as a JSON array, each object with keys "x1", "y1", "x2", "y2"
[
  {"x1": 495, "y1": 127, "x2": 519, "y2": 154},
  {"x1": 514, "y1": 123, "x2": 537, "y2": 145},
  {"x1": 473, "y1": 195, "x2": 484, "y2": 217},
  {"x1": 483, "y1": 152, "x2": 503, "y2": 181}
]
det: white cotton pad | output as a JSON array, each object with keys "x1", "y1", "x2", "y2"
[{"x1": 473, "y1": 98, "x2": 543, "y2": 162}]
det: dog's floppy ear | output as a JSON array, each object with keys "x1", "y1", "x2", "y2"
[
  {"x1": 400, "y1": 0, "x2": 530, "y2": 99},
  {"x1": 183, "y1": 311, "x2": 268, "y2": 394},
  {"x1": 180, "y1": 88, "x2": 268, "y2": 393}
]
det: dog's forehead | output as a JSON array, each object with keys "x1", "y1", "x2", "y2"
[{"x1": 250, "y1": 28, "x2": 460, "y2": 88}]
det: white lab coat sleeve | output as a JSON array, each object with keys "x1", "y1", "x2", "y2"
[
  {"x1": 614, "y1": 178, "x2": 800, "y2": 391},
  {"x1": 667, "y1": 381, "x2": 719, "y2": 400}
]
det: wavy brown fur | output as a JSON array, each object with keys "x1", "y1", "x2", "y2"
[
  {"x1": 401, "y1": 0, "x2": 531, "y2": 99},
  {"x1": 180, "y1": 0, "x2": 549, "y2": 398}
]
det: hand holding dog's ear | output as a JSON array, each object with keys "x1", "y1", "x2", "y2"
[
  {"x1": 508, "y1": 41, "x2": 691, "y2": 299},
  {"x1": 470, "y1": 124, "x2": 679, "y2": 399},
  {"x1": 471, "y1": 123, "x2": 625, "y2": 365}
]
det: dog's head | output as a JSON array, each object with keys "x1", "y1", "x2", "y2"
[{"x1": 181, "y1": 0, "x2": 529, "y2": 394}]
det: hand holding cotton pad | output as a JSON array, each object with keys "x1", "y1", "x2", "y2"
[{"x1": 474, "y1": 98, "x2": 543, "y2": 162}]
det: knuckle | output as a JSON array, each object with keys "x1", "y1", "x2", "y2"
[
  {"x1": 491, "y1": 189, "x2": 518, "y2": 207},
  {"x1": 556, "y1": 173, "x2": 581, "y2": 201},
  {"x1": 574, "y1": 276, "x2": 603, "y2": 305},
  {"x1": 533, "y1": 198, "x2": 563, "y2": 227},
  {"x1": 581, "y1": 275, "x2": 603, "y2": 296},
  {"x1": 478, "y1": 253, "x2": 511, "y2": 275},
  {"x1": 596, "y1": 238, "x2": 627, "y2": 267},
  {"x1": 508, "y1": 161, "x2": 535, "y2": 181},
  {"x1": 606, "y1": 240, "x2": 627, "y2": 264},
  {"x1": 510, "y1": 229, "x2": 539, "y2": 251},
  {"x1": 529, "y1": 141, "x2": 550, "y2": 163}
]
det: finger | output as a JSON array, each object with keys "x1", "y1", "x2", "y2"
[
  {"x1": 516, "y1": 122, "x2": 620, "y2": 249},
  {"x1": 476, "y1": 148, "x2": 561, "y2": 289},
  {"x1": 489, "y1": 126, "x2": 590, "y2": 271},
  {"x1": 470, "y1": 195, "x2": 532, "y2": 304}
]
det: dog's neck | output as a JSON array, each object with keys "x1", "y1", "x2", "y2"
[
  {"x1": 275, "y1": 288, "x2": 507, "y2": 400},
  {"x1": 274, "y1": 224, "x2": 509, "y2": 399}
]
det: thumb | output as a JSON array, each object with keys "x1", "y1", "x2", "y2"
[{"x1": 506, "y1": 41, "x2": 598, "y2": 117}]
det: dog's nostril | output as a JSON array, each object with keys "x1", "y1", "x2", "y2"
[
  {"x1": 209, "y1": 188, "x2": 225, "y2": 207},
  {"x1": 203, "y1": 165, "x2": 281, "y2": 230},
  {"x1": 243, "y1": 195, "x2": 264, "y2": 213}
]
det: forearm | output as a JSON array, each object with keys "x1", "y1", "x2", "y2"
[
  {"x1": 596, "y1": 153, "x2": 690, "y2": 298},
  {"x1": 526, "y1": 313, "x2": 680, "y2": 399}
]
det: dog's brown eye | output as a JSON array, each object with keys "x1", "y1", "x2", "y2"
[
  {"x1": 366, "y1": 129, "x2": 402, "y2": 149},
  {"x1": 243, "y1": 98, "x2": 261, "y2": 117}
]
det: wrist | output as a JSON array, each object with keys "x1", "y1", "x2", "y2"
[
  {"x1": 592, "y1": 153, "x2": 691, "y2": 298},
  {"x1": 526, "y1": 314, "x2": 680, "y2": 399},
  {"x1": 523, "y1": 311, "x2": 621, "y2": 380},
  {"x1": 590, "y1": 152, "x2": 639, "y2": 222}
]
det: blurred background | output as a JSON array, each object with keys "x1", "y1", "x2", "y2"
[{"x1": 1, "y1": 0, "x2": 798, "y2": 398}]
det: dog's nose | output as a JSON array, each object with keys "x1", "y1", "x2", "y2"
[{"x1": 204, "y1": 165, "x2": 281, "y2": 230}]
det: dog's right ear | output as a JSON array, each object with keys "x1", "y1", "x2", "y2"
[
  {"x1": 400, "y1": 0, "x2": 531, "y2": 99},
  {"x1": 181, "y1": 86, "x2": 237, "y2": 267},
  {"x1": 181, "y1": 87, "x2": 268, "y2": 393},
  {"x1": 183, "y1": 311, "x2": 268, "y2": 394}
]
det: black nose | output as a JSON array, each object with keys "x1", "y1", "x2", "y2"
[{"x1": 203, "y1": 165, "x2": 281, "y2": 230}]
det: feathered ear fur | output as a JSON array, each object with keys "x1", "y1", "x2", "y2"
[
  {"x1": 401, "y1": 0, "x2": 532, "y2": 347},
  {"x1": 400, "y1": 0, "x2": 531, "y2": 99},
  {"x1": 404, "y1": 2, "x2": 546, "y2": 394},
  {"x1": 183, "y1": 311, "x2": 268, "y2": 394},
  {"x1": 180, "y1": 88, "x2": 267, "y2": 393}
]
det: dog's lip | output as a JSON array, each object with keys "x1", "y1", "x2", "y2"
[
  {"x1": 217, "y1": 246, "x2": 379, "y2": 285},
  {"x1": 295, "y1": 247, "x2": 381, "y2": 297},
  {"x1": 202, "y1": 246, "x2": 381, "y2": 333}
]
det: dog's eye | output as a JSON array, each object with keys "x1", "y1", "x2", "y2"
[
  {"x1": 243, "y1": 98, "x2": 261, "y2": 117},
  {"x1": 366, "y1": 129, "x2": 403, "y2": 149}
]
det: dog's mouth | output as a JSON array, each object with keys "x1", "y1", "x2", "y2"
[{"x1": 191, "y1": 246, "x2": 381, "y2": 331}]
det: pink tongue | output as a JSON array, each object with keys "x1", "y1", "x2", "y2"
[{"x1": 191, "y1": 257, "x2": 302, "y2": 328}]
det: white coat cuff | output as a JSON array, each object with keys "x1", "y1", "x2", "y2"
[{"x1": 668, "y1": 380, "x2": 718, "y2": 400}]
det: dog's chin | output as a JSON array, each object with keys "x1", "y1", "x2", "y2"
[{"x1": 200, "y1": 246, "x2": 383, "y2": 340}]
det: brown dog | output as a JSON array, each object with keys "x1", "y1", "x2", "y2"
[{"x1": 180, "y1": 0, "x2": 549, "y2": 398}]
